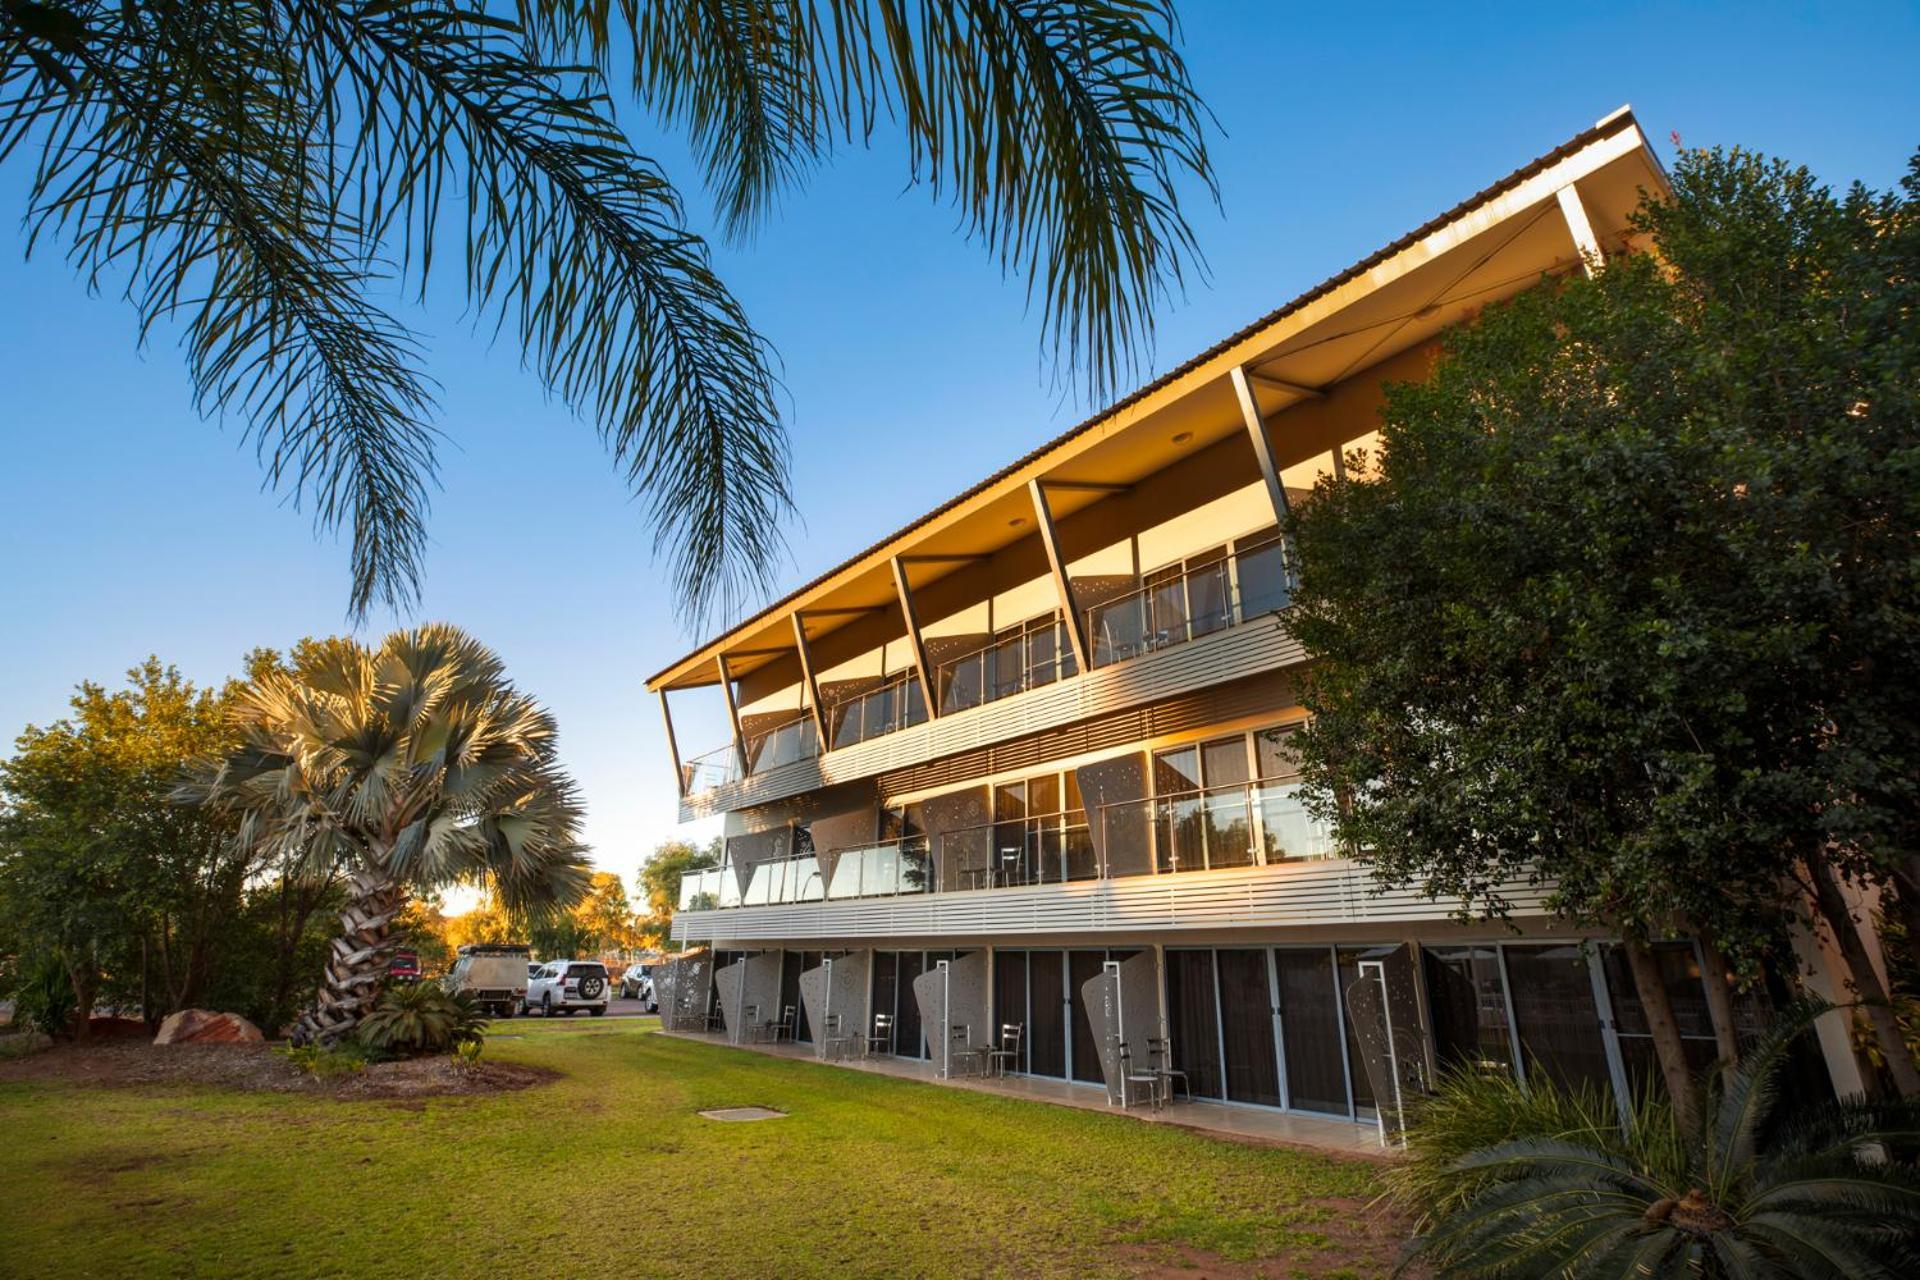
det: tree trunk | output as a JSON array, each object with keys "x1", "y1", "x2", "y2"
[
  {"x1": 65, "y1": 959, "x2": 97, "y2": 1043},
  {"x1": 1696, "y1": 932, "x2": 1742, "y2": 1082},
  {"x1": 1806, "y1": 853, "x2": 1920, "y2": 1099},
  {"x1": 292, "y1": 866, "x2": 405, "y2": 1047},
  {"x1": 1621, "y1": 934, "x2": 1698, "y2": 1134},
  {"x1": 1893, "y1": 853, "x2": 1920, "y2": 984}
]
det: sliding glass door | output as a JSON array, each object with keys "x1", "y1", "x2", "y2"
[
  {"x1": 1273, "y1": 948, "x2": 1349, "y2": 1116},
  {"x1": 1217, "y1": 950, "x2": 1282, "y2": 1106}
]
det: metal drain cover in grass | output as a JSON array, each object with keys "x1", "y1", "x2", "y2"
[{"x1": 698, "y1": 1106, "x2": 786, "y2": 1122}]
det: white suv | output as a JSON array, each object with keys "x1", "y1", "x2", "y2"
[{"x1": 524, "y1": 961, "x2": 610, "y2": 1017}]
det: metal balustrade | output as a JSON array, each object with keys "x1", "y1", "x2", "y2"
[
  {"x1": 679, "y1": 778, "x2": 1336, "y2": 912},
  {"x1": 678, "y1": 536, "x2": 1294, "y2": 797},
  {"x1": 1086, "y1": 537, "x2": 1290, "y2": 669}
]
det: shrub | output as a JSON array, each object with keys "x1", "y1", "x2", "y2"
[
  {"x1": 279, "y1": 1043, "x2": 370, "y2": 1080},
  {"x1": 356, "y1": 983, "x2": 487, "y2": 1057},
  {"x1": 450, "y1": 1039, "x2": 484, "y2": 1072},
  {"x1": 1384, "y1": 1063, "x2": 1683, "y2": 1227},
  {"x1": 8, "y1": 955, "x2": 77, "y2": 1038},
  {"x1": 1400, "y1": 1001, "x2": 1920, "y2": 1277}
]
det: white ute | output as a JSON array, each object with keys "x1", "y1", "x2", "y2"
[
  {"x1": 445, "y1": 943, "x2": 531, "y2": 1018},
  {"x1": 525, "y1": 960, "x2": 610, "y2": 1017}
]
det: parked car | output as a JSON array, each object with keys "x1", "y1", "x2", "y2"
[
  {"x1": 621, "y1": 967, "x2": 656, "y2": 1010},
  {"x1": 445, "y1": 943, "x2": 532, "y2": 1017},
  {"x1": 386, "y1": 948, "x2": 421, "y2": 985},
  {"x1": 525, "y1": 961, "x2": 610, "y2": 1017}
]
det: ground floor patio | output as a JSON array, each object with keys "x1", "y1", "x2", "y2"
[{"x1": 659, "y1": 1026, "x2": 1388, "y2": 1158}]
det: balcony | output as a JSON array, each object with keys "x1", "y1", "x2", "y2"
[
  {"x1": 678, "y1": 778, "x2": 1336, "y2": 916},
  {"x1": 826, "y1": 668, "x2": 928, "y2": 751},
  {"x1": 676, "y1": 538, "x2": 1304, "y2": 818}
]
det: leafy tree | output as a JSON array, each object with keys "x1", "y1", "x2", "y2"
[
  {"x1": 0, "y1": 658, "x2": 251, "y2": 1036},
  {"x1": 528, "y1": 871, "x2": 639, "y2": 959},
  {"x1": 183, "y1": 624, "x2": 592, "y2": 1045},
  {"x1": 0, "y1": 1, "x2": 1214, "y2": 622},
  {"x1": 393, "y1": 895, "x2": 455, "y2": 977},
  {"x1": 637, "y1": 837, "x2": 722, "y2": 950},
  {"x1": 444, "y1": 893, "x2": 514, "y2": 952},
  {"x1": 1287, "y1": 145, "x2": 1920, "y2": 1116}
]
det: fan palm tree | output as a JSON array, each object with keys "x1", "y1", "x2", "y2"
[
  {"x1": 1, "y1": 2, "x2": 1215, "y2": 624},
  {"x1": 180, "y1": 625, "x2": 591, "y2": 1045},
  {"x1": 1403, "y1": 1001, "x2": 1920, "y2": 1278}
]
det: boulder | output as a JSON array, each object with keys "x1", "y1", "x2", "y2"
[{"x1": 153, "y1": 1009, "x2": 264, "y2": 1046}]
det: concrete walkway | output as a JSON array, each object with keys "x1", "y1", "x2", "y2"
[{"x1": 659, "y1": 1028, "x2": 1391, "y2": 1159}]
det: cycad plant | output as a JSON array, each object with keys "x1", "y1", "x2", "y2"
[
  {"x1": 0, "y1": 2, "x2": 1214, "y2": 623},
  {"x1": 182, "y1": 625, "x2": 590, "y2": 1045},
  {"x1": 358, "y1": 984, "x2": 488, "y2": 1057},
  {"x1": 1402, "y1": 1002, "x2": 1920, "y2": 1277}
]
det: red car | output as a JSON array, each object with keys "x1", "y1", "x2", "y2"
[{"x1": 386, "y1": 949, "x2": 421, "y2": 985}]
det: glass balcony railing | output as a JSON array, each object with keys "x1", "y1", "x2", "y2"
[
  {"x1": 674, "y1": 777, "x2": 1338, "y2": 912},
  {"x1": 1085, "y1": 536, "x2": 1291, "y2": 669},
  {"x1": 677, "y1": 536, "x2": 1293, "y2": 797},
  {"x1": 826, "y1": 837, "x2": 933, "y2": 899},
  {"x1": 825, "y1": 669, "x2": 927, "y2": 751},
  {"x1": 932, "y1": 616, "x2": 1076, "y2": 715},
  {"x1": 745, "y1": 714, "x2": 818, "y2": 773},
  {"x1": 930, "y1": 813, "x2": 1098, "y2": 891},
  {"x1": 741, "y1": 853, "x2": 823, "y2": 906},
  {"x1": 677, "y1": 865, "x2": 740, "y2": 912},
  {"x1": 1099, "y1": 779, "x2": 1337, "y2": 876},
  {"x1": 679, "y1": 746, "x2": 739, "y2": 795}
]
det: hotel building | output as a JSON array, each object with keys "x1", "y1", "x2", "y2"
[{"x1": 644, "y1": 111, "x2": 1848, "y2": 1133}]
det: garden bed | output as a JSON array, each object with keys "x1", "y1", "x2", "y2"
[{"x1": 0, "y1": 1036, "x2": 553, "y2": 1099}]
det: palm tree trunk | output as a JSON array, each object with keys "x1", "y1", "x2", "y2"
[
  {"x1": 293, "y1": 865, "x2": 405, "y2": 1046},
  {"x1": 1805, "y1": 852, "x2": 1920, "y2": 1099},
  {"x1": 1621, "y1": 933, "x2": 1698, "y2": 1134}
]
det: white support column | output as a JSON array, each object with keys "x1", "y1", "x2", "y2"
[{"x1": 1556, "y1": 183, "x2": 1606, "y2": 277}]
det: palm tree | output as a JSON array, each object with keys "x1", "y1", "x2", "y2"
[
  {"x1": 180, "y1": 625, "x2": 591, "y2": 1045},
  {"x1": 1403, "y1": 1001, "x2": 1920, "y2": 1278},
  {"x1": 1, "y1": 2, "x2": 1214, "y2": 624}
]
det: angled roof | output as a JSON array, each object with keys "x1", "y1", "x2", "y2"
[{"x1": 648, "y1": 107, "x2": 1666, "y2": 692}]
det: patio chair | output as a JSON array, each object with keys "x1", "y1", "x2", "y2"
[
  {"x1": 1147, "y1": 1036, "x2": 1190, "y2": 1104},
  {"x1": 866, "y1": 1012, "x2": 896, "y2": 1058},
  {"x1": 986, "y1": 1023, "x2": 1024, "y2": 1078},
  {"x1": 1119, "y1": 1046, "x2": 1165, "y2": 1111},
  {"x1": 774, "y1": 1004, "x2": 797, "y2": 1043}
]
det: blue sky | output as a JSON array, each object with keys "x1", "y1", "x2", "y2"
[{"x1": 3, "y1": 2, "x2": 1916, "y2": 895}]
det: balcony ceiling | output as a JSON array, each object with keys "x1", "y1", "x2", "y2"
[{"x1": 652, "y1": 107, "x2": 1667, "y2": 692}]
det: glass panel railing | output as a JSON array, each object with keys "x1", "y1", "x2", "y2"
[
  {"x1": 1099, "y1": 778, "x2": 1336, "y2": 873},
  {"x1": 676, "y1": 866, "x2": 740, "y2": 912},
  {"x1": 1085, "y1": 538, "x2": 1291, "y2": 671},
  {"x1": 684, "y1": 779, "x2": 1334, "y2": 911},
  {"x1": 744, "y1": 715, "x2": 819, "y2": 773},
  {"x1": 742, "y1": 854, "x2": 823, "y2": 907},
  {"x1": 932, "y1": 618, "x2": 1076, "y2": 716},
  {"x1": 825, "y1": 670, "x2": 928, "y2": 751},
  {"x1": 681, "y1": 746, "x2": 739, "y2": 795},
  {"x1": 825, "y1": 837, "x2": 933, "y2": 899},
  {"x1": 929, "y1": 814, "x2": 1095, "y2": 890}
]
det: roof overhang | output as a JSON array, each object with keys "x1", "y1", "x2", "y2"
[{"x1": 649, "y1": 107, "x2": 1667, "y2": 693}]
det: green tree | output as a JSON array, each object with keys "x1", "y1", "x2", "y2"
[
  {"x1": 1, "y1": 1, "x2": 1213, "y2": 622},
  {"x1": 1286, "y1": 145, "x2": 1920, "y2": 1119},
  {"x1": 0, "y1": 659, "x2": 251, "y2": 1036},
  {"x1": 636, "y1": 837, "x2": 722, "y2": 950},
  {"x1": 183, "y1": 624, "x2": 592, "y2": 1045},
  {"x1": 527, "y1": 871, "x2": 635, "y2": 959}
]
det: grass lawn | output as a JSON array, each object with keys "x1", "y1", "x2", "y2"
[{"x1": 0, "y1": 1019, "x2": 1401, "y2": 1279}]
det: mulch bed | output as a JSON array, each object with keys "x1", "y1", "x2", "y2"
[{"x1": 0, "y1": 1037, "x2": 555, "y2": 1100}]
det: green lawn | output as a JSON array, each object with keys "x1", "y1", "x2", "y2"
[{"x1": 0, "y1": 1019, "x2": 1399, "y2": 1279}]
